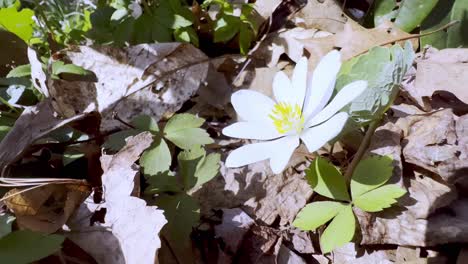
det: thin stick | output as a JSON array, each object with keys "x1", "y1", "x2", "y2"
[
  {"x1": 353, "y1": 20, "x2": 459, "y2": 58},
  {"x1": 0, "y1": 183, "x2": 48, "y2": 202},
  {"x1": 343, "y1": 119, "x2": 380, "y2": 184}
]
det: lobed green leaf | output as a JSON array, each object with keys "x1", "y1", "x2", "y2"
[
  {"x1": 353, "y1": 184, "x2": 406, "y2": 212},
  {"x1": 306, "y1": 157, "x2": 350, "y2": 201},
  {"x1": 351, "y1": 155, "x2": 394, "y2": 199},
  {"x1": 320, "y1": 205, "x2": 355, "y2": 254},
  {"x1": 293, "y1": 201, "x2": 347, "y2": 231}
]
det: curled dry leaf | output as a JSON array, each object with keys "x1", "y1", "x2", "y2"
[
  {"x1": 47, "y1": 43, "x2": 210, "y2": 131},
  {"x1": 66, "y1": 132, "x2": 167, "y2": 264},
  {"x1": 406, "y1": 48, "x2": 468, "y2": 111},
  {"x1": 401, "y1": 109, "x2": 468, "y2": 183},
  {"x1": 3, "y1": 183, "x2": 91, "y2": 234},
  {"x1": 0, "y1": 99, "x2": 85, "y2": 170},
  {"x1": 194, "y1": 160, "x2": 313, "y2": 226}
]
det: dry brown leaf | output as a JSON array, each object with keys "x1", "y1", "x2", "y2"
[
  {"x1": 293, "y1": 0, "x2": 346, "y2": 33},
  {"x1": 194, "y1": 160, "x2": 312, "y2": 226},
  {"x1": 284, "y1": 228, "x2": 315, "y2": 254},
  {"x1": 214, "y1": 208, "x2": 255, "y2": 255},
  {"x1": 237, "y1": 225, "x2": 282, "y2": 264},
  {"x1": 400, "y1": 109, "x2": 468, "y2": 183},
  {"x1": 277, "y1": 245, "x2": 307, "y2": 264},
  {"x1": 0, "y1": 99, "x2": 85, "y2": 170},
  {"x1": 332, "y1": 243, "x2": 395, "y2": 264},
  {"x1": 47, "y1": 43, "x2": 210, "y2": 132},
  {"x1": 406, "y1": 48, "x2": 468, "y2": 111},
  {"x1": 356, "y1": 171, "x2": 459, "y2": 246},
  {"x1": 4, "y1": 183, "x2": 91, "y2": 233},
  {"x1": 66, "y1": 132, "x2": 167, "y2": 264},
  {"x1": 335, "y1": 20, "x2": 417, "y2": 60},
  {"x1": 253, "y1": 0, "x2": 281, "y2": 20}
]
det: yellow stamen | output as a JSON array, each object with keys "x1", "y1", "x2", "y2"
[{"x1": 269, "y1": 102, "x2": 304, "y2": 134}]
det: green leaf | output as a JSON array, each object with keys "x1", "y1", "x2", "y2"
[
  {"x1": 154, "y1": 193, "x2": 199, "y2": 264},
  {"x1": 353, "y1": 184, "x2": 406, "y2": 212},
  {"x1": 371, "y1": 0, "x2": 398, "y2": 26},
  {"x1": 166, "y1": 127, "x2": 213, "y2": 149},
  {"x1": 372, "y1": 0, "x2": 438, "y2": 32},
  {"x1": 164, "y1": 114, "x2": 213, "y2": 149},
  {"x1": 394, "y1": 0, "x2": 439, "y2": 32},
  {"x1": 336, "y1": 42, "x2": 414, "y2": 125},
  {"x1": 131, "y1": 115, "x2": 159, "y2": 133},
  {"x1": 306, "y1": 157, "x2": 350, "y2": 201},
  {"x1": 63, "y1": 146, "x2": 85, "y2": 166},
  {"x1": 214, "y1": 14, "x2": 240, "y2": 42},
  {"x1": 174, "y1": 27, "x2": 199, "y2": 47},
  {"x1": 351, "y1": 155, "x2": 394, "y2": 199},
  {"x1": 145, "y1": 171, "x2": 181, "y2": 194},
  {"x1": 293, "y1": 201, "x2": 347, "y2": 231},
  {"x1": 177, "y1": 146, "x2": 220, "y2": 190},
  {"x1": 320, "y1": 205, "x2": 355, "y2": 254},
  {"x1": 52, "y1": 61, "x2": 91, "y2": 76},
  {"x1": 140, "y1": 137, "x2": 172, "y2": 177},
  {"x1": 111, "y1": 8, "x2": 128, "y2": 21},
  {"x1": 421, "y1": 0, "x2": 468, "y2": 48},
  {"x1": 153, "y1": 0, "x2": 193, "y2": 29},
  {"x1": 6, "y1": 64, "x2": 30, "y2": 78},
  {"x1": 0, "y1": 0, "x2": 16, "y2": 8},
  {"x1": 178, "y1": 146, "x2": 205, "y2": 190},
  {"x1": 0, "y1": 214, "x2": 14, "y2": 239},
  {"x1": 164, "y1": 113, "x2": 204, "y2": 133},
  {"x1": 0, "y1": 230, "x2": 64, "y2": 264},
  {"x1": 0, "y1": 7, "x2": 34, "y2": 43},
  {"x1": 194, "y1": 152, "x2": 221, "y2": 188},
  {"x1": 103, "y1": 129, "x2": 141, "y2": 151},
  {"x1": 239, "y1": 23, "x2": 253, "y2": 55}
]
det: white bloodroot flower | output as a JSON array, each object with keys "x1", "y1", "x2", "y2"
[
  {"x1": 129, "y1": 0, "x2": 143, "y2": 19},
  {"x1": 222, "y1": 50, "x2": 367, "y2": 174}
]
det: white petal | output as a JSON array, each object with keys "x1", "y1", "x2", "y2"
[
  {"x1": 225, "y1": 137, "x2": 286, "y2": 168},
  {"x1": 305, "y1": 80, "x2": 367, "y2": 127},
  {"x1": 300, "y1": 112, "x2": 348, "y2": 153},
  {"x1": 302, "y1": 50, "x2": 341, "y2": 119},
  {"x1": 273, "y1": 71, "x2": 293, "y2": 102},
  {"x1": 270, "y1": 135, "x2": 299, "y2": 174},
  {"x1": 223, "y1": 122, "x2": 282, "y2": 140},
  {"x1": 273, "y1": 57, "x2": 308, "y2": 107},
  {"x1": 232, "y1": 90, "x2": 275, "y2": 122},
  {"x1": 291, "y1": 57, "x2": 308, "y2": 106}
]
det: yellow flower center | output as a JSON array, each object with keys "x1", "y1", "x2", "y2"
[{"x1": 269, "y1": 102, "x2": 305, "y2": 134}]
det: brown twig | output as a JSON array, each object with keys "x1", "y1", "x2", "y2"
[{"x1": 343, "y1": 119, "x2": 380, "y2": 185}]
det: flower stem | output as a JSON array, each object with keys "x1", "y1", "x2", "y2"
[{"x1": 343, "y1": 119, "x2": 381, "y2": 185}]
